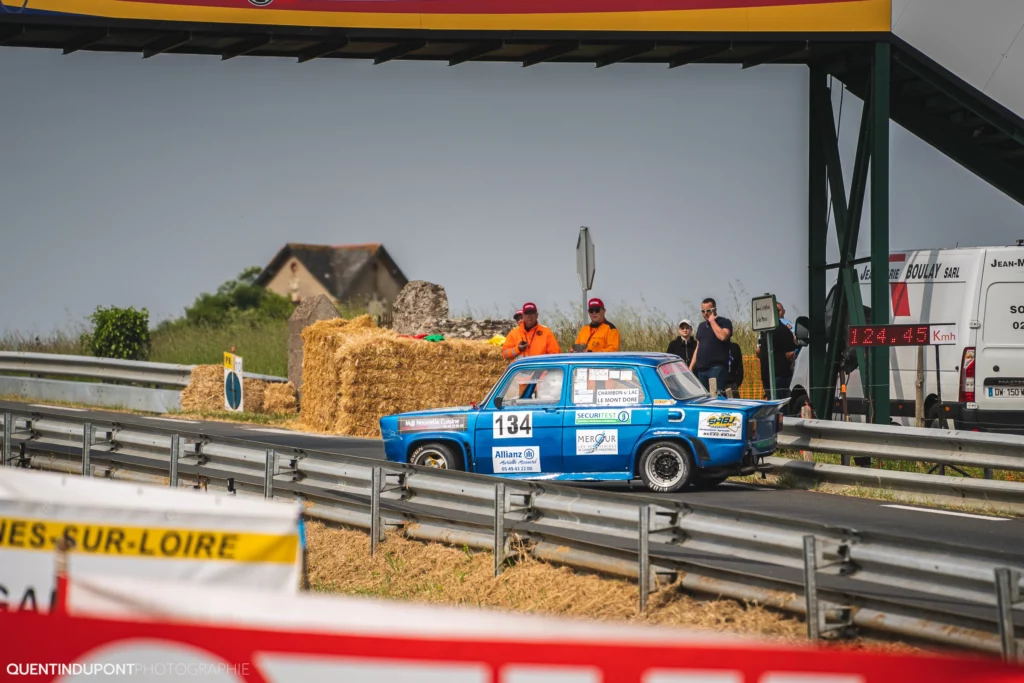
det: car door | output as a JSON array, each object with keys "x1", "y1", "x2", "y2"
[
  {"x1": 562, "y1": 364, "x2": 652, "y2": 473},
  {"x1": 474, "y1": 365, "x2": 566, "y2": 476}
]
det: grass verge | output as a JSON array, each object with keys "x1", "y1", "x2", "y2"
[
  {"x1": 148, "y1": 320, "x2": 288, "y2": 376},
  {"x1": 305, "y1": 520, "x2": 918, "y2": 652}
]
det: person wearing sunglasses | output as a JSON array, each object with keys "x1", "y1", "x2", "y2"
[
  {"x1": 689, "y1": 297, "x2": 734, "y2": 394},
  {"x1": 572, "y1": 298, "x2": 621, "y2": 353}
]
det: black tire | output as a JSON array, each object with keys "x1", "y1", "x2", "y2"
[
  {"x1": 925, "y1": 403, "x2": 948, "y2": 430},
  {"x1": 789, "y1": 390, "x2": 811, "y2": 417},
  {"x1": 638, "y1": 441, "x2": 695, "y2": 493},
  {"x1": 692, "y1": 475, "x2": 729, "y2": 490},
  {"x1": 409, "y1": 442, "x2": 461, "y2": 470}
]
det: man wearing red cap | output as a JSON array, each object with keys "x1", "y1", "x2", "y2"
[
  {"x1": 573, "y1": 298, "x2": 620, "y2": 353},
  {"x1": 502, "y1": 302, "x2": 560, "y2": 360}
]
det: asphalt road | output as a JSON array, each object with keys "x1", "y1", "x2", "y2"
[{"x1": 4, "y1": 399, "x2": 1024, "y2": 559}]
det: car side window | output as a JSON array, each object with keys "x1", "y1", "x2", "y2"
[
  {"x1": 498, "y1": 368, "x2": 564, "y2": 406},
  {"x1": 572, "y1": 367, "x2": 646, "y2": 406}
]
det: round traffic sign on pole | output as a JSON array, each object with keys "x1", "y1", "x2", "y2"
[{"x1": 225, "y1": 371, "x2": 242, "y2": 411}]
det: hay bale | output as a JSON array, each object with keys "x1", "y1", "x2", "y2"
[
  {"x1": 300, "y1": 316, "x2": 506, "y2": 438},
  {"x1": 181, "y1": 364, "x2": 269, "y2": 414},
  {"x1": 264, "y1": 381, "x2": 299, "y2": 415}
]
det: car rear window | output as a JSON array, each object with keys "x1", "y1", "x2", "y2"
[{"x1": 657, "y1": 361, "x2": 708, "y2": 400}]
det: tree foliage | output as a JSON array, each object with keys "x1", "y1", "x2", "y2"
[
  {"x1": 86, "y1": 306, "x2": 151, "y2": 360},
  {"x1": 182, "y1": 266, "x2": 293, "y2": 326}
]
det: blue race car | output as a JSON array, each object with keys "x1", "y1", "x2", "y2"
[{"x1": 379, "y1": 352, "x2": 788, "y2": 493}]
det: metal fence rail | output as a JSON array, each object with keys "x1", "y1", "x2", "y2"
[
  {"x1": 1, "y1": 407, "x2": 1021, "y2": 660},
  {"x1": 779, "y1": 417, "x2": 1024, "y2": 475}
]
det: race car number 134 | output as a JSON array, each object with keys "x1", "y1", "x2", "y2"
[{"x1": 494, "y1": 412, "x2": 532, "y2": 438}]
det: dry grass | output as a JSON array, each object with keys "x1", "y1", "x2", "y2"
[{"x1": 305, "y1": 521, "x2": 917, "y2": 653}]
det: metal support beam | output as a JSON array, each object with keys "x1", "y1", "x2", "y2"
[
  {"x1": 1, "y1": 413, "x2": 11, "y2": 467},
  {"x1": 494, "y1": 482, "x2": 506, "y2": 577},
  {"x1": 995, "y1": 567, "x2": 1022, "y2": 663},
  {"x1": 807, "y1": 66, "x2": 829, "y2": 418},
  {"x1": 370, "y1": 466, "x2": 382, "y2": 555},
  {"x1": 62, "y1": 30, "x2": 108, "y2": 55},
  {"x1": 222, "y1": 36, "x2": 271, "y2": 61},
  {"x1": 803, "y1": 535, "x2": 821, "y2": 640},
  {"x1": 522, "y1": 42, "x2": 579, "y2": 68},
  {"x1": 373, "y1": 40, "x2": 426, "y2": 65},
  {"x1": 0, "y1": 25, "x2": 25, "y2": 45},
  {"x1": 595, "y1": 42, "x2": 656, "y2": 68},
  {"x1": 448, "y1": 41, "x2": 503, "y2": 66},
  {"x1": 638, "y1": 505, "x2": 651, "y2": 612},
  {"x1": 668, "y1": 43, "x2": 729, "y2": 69},
  {"x1": 169, "y1": 434, "x2": 179, "y2": 488},
  {"x1": 869, "y1": 42, "x2": 892, "y2": 424},
  {"x1": 742, "y1": 42, "x2": 807, "y2": 69},
  {"x1": 264, "y1": 449, "x2": 275, "y2": 499},
  {"x1": 142, "y1": 32, "x2": 191, "y2": 59},
  {"x1": 297, "y1": 38, "x2": 349, "y2": 63},
  {"x1": 82, "y1": 422, "x2": 92, "y2": 477}
]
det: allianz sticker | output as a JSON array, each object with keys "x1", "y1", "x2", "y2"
[
  {"x1": 491, "y1": 446, "x2": 541, "y2": 473},
  {"x1": 697, "y1": 411, "x2": 743, "y2": 440}
]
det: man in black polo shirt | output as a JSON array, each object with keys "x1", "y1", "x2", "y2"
[{"x1": 689, "y1": 297, "x2": 734, "y2": 394}]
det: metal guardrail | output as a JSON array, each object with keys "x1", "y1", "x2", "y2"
[
  {"x1": 779, "y1": 417, "x2": 1024, "y2": 476},
  {"x1": 0, "y1": 351, "x2": 287, "y2": 388},
  {"x1": 1, "y1": 407, "x2": 1022, "y2": 660}
]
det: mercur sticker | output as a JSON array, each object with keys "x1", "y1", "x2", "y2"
[
  {"x1": 491, "y1": 446, "x2": 541, "y2": 473},
  {"x1": 575, "y1": 430, "x2": 619, "y2": 455},
  {"x1": 575, "y1": 409, "x2": 632, "y2": 426},
  {"x1": 698, "y1": 412, "x2": 743, "y2": 440},
  {"x1": 397, "y1": 414, "x2": 468, "y2": 433}
]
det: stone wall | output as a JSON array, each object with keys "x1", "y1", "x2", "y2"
[
  {"x1": 424, "y1": 318, "x2": 516, "y2": 340},
  {"x1": 392, "y1": 281, "x2": 449, "y2": 335},
  {"x1": 287, "y1": 294, "x2": 340, "y2": 395}
]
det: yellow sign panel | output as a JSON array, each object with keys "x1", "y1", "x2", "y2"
[
  {"x1": 25, "y1": 0, "x2": 891, "y2": 33},
  {"x1": 223, "y1": 352, "x2": 234, "y2": 370}
]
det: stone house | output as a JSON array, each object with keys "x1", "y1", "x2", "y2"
[{"x1": 256, "y1": 243, "x2": 408, "y2": 315}]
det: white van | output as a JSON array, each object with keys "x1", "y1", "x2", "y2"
[{"x1": 789, "y1": 242, "x2": 1024, "y2": 434}]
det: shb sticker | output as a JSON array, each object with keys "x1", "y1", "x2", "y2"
[
  {"x1": 575, "y1": 429, "x2": 619, "y2": 455},
  {"x1": 575, "y1": 409, "x2": 632, "y2": 425},
  {"x1": 698, "y1": 412, "x2": 743, "y2": 440},
  {"x1": 493, "y1": 412, "x2": 533, "y2": 438},
  {"x1": 398, "y1": 414, "x2": 468, "y2": 433},
  {"x1": 492, "y1": 446, "x2": 541, "y2": 473}
]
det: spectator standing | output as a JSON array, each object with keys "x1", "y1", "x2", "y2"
[
  {"x1": 502, "y1": 302, "x2": 560, "y2": 360},
  {"x1": 690, "y1": 297, "x2": 734, "y2": 394},
  {"x1": 726, "y1": 341, "x2": 744, "y2": 398},
  {"x1": 666, "y1": 319, "x2": 696, "y2": 365},
  {"x1": 573, "y1": 298, "x2": 621, "y2": 352},
  {"x1": 757, "y1": 301, "x2": 797, "y2": 399}
]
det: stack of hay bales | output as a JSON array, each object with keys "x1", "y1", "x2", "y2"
[
  {"x1": 301, "y1": 315, "x2": 506, "y2": 438},
  {"x1": 180, "y1": 365, "x2": 297, "y2": 415}
]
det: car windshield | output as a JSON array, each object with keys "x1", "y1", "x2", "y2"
[{"x1": 657, "y1": 361, "x2": 708, "y2": 400}]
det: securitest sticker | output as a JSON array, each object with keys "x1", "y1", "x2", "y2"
[
  {"x1": 698, "y1": 412, "x2": 743, "y2": 440},
  {"x1": 575, "y1": 409, "x2": 632, "y2": 425},
  {"x1": 398, "y1": 415, "x2": 467, "y2": 433},
  {"x1": 492, "y1": 447, "x2": 541, "y2": 473}
]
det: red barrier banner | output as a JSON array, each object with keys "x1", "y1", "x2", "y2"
[
  {"x1": 19, "y1": 0, "x2": 892, "y2": 33},
  {"x1": 1, "y1": 575, "x2": 1021, "y2": 682}
]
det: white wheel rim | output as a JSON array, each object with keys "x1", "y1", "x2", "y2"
[
  {"x1": 416, "y1": 449, "x2": 448, "y2": 469},
  {"x1": 645, "y1": 447, "x2": 685, "y2": 487}
]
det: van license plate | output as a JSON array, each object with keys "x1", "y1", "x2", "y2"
[{"x1": 988, "y1": 387, "x2": 1023, "y2": 398}]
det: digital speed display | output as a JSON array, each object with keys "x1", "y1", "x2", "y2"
[{"x1": 848, "y1": 324, "x2": 947, "y2": 347}]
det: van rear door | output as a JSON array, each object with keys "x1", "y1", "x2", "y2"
[{"x1": 977, "y1": 249, "x2": 1024, "y2": 416}]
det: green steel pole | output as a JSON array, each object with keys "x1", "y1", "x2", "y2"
[
  {"x1": 768, "y1": 334, "x2": 777, "y2": 400},
  {"x1": 870, "y1": 42, "x2": 891, "y2": 425},
  {"x1": 808, "y1": 66, "x2": 829, "y2": 417}
]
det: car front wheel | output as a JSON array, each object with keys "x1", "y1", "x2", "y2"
[
  {"x1": 639, "y1": 441, "x2": 694, "y2": 493},
  {"x1": 409, "y1": 442, "x2": 461, "y2": 470}
]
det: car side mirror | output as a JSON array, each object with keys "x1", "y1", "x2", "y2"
[
  {"x1": 794, "y1": 316, "x2": 811, "y2": 346},
  {"x1": 494, "y1": 397, "x2": 503, "y2": 410}
]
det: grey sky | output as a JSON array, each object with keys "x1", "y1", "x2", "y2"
[{"x1": 2, "y1": 47, "x2": 1022, "y2": 334}]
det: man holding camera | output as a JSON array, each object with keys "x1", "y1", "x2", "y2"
[
  {"x1": 689, "y1": 297, "x2": 734, "y2": 394},
  {"x1": 573, "y1": 298, "x2": 621, "y2": 353},
  {"x1": 501, "y1": 302, "x2": 560, "y2": 360}
]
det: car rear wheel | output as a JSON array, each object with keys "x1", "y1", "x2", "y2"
[
  {"x1": 639, "y1": 441, "x2": 694, "y2": 493},
  {"x1": 409, "y1": 442, "x2": 461, "y2": 470}
]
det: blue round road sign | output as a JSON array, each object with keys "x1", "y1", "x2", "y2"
[{"x1": 225, "y1": 371, "x2": 242, "y2": 410}]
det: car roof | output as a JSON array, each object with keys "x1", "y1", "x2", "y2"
[{"x1": 509, "y1": 352, "x2": 678, "y2": 368}]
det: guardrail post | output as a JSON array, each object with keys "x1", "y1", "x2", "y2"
[
  {"x1": 264, "y1": 449, "x2": 276, "y2": 499},
  {"x1": 81, "y1": 422, "x2": 92, "y2": 477},
  {"x1": 639, "y1": 505, "x2": 651, "y2": 612},
  {"x1": 803, "y1": 535, "x2": 821, "y2": 641},
  {"x1": 984, "y1": 468, "x2": 994, "y2": 480},
  {"x1": 2, "y1": 413, "x2": 11, "y2": 467},
  {"x1": 995, "y1": 567, "x2": 1022, "y2": 663},
  {"x1": 494, "y1": 482, "x2": 506, "y2": 577},
  {"x1": 169, "y1": 434, "x2": 179, "y2": 488},
  {"x1": 370, "y1": 466, "x2": 382, "y2": 556}
]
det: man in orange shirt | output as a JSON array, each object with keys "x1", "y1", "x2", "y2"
[
  {"x1": 573, "y1": 298, "x2": 621, "y2": 353},
  {"x1": 502, "y1": 302, "x2": 560, "y2": 360}
]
